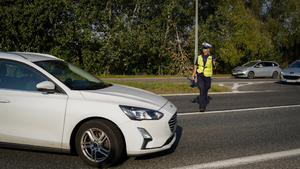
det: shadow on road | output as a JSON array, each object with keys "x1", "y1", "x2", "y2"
[{"x1": 191, "y1": 95, "x2": 212, "y2": 105}]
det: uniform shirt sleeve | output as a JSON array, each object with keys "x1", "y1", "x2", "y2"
[
  {"x1": 212, "y1": 55, "x2": 216, "y2": 62},
  {"x1": 195, "y1": 57, "x2": 199, "y2": 66}
]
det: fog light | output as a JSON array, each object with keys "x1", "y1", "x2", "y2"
[
  {"x1": 138, "y1": 128, "x2": 152, "y2": 139},
  {"x1": 138, "y1": 128, "x2": 152, "y2": 149}
]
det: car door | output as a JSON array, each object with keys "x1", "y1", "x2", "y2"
[
  {"x1": 0, "y1": 60, "x2": 68, "y2": 148},
  {"x1": 254, "y1": 62, "x2": 265, "y2": 77},
  {"x1": 263, "y1": 62, "x2": 274, "y2": 77}
]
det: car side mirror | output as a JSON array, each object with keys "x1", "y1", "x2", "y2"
[{"x1": 36, "y1": 81, "x2": 56, "y2": 93}]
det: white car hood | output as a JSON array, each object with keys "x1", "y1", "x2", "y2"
[{"x1": 79, "y1": 84, "x2": 168, "y2": 110}]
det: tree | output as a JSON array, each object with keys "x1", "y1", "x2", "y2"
[
  {"x1": 187, "y1": 0, "x2": 274, "y2": 73},
  {"x1": 1, "y1": 0, "x2": 298, "y2": 75},
  {"x1": 0, "y1": 0, "x2": 58, "y2": 52},
  {"x1": 93, "y1": 0, "x2": 195, "y2": 75},
  {"x1": 262, "y1": 0, "x2": 300, "y2": 65}
]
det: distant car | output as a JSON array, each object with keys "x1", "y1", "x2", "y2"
[
  {"x1": 280, "y1": 60, "x2": 300, "y2": 83},
  {"x1": 231, "y1": 61, "x2": 281, "y2": 79},
  {"x1": 0, "y1": 52, "x2": 177, "y2": 168}
]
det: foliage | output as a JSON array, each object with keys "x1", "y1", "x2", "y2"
[
  {"x1": 262, "y1": 0, "x2": 300, "y2": 66},
  {"x1": 0, "y1": 0, "x2": 299, "y2": 75},
  {"x1": 215, "y1": 0, "x2": 274, "y2": 70}
]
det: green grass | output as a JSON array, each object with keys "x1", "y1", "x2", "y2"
[{"x1": 105, "y1": 80, "x2": 230, "y2": 94}]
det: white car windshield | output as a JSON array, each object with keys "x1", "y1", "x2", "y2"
[{"x1": 35, "y1": 60, "x2": 110, "y2": 90}]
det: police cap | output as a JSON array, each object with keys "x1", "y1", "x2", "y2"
[{"x1": 202, "y1": 42, "x2": 212, "y2": 49}]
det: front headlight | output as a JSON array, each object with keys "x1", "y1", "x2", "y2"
[
  {"x1": 281, "y1": 71, "x2": 285, "y2": 75},
  {"x1": 120, "y1": 105, "x2": 164, "y2": 120}
]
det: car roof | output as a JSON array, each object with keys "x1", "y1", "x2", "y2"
[
  {"x1": 249, "y1": 61, "x2": 279, "y2": 65},
  {"x1": 251, "y1": 60, "x2": 275, "y2": 62},
  {"x1": 0, "y1": 52, "x2": 61, "y2": 62}
]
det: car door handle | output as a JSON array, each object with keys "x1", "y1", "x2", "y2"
[{"x1": 0, "y1": 98, "x2": 10, "y2": 103}]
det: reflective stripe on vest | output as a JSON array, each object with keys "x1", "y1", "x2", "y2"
[{"x1": 197, "y1": 55, "x2": 213, "y2": 77}]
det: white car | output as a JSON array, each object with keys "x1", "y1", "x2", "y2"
[
  {"x1": 0, "y1": 52, "x2": 177, "y2": 167},
  {"x1": 280, "y1": 60, "x2": 300, "y2": 83}
]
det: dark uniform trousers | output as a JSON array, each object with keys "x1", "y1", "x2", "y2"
[{"x1": 197, "y1": 73, "x2": 211, "y2": 108}]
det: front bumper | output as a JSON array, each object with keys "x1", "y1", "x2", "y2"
[
  {"x1": 231, "y1": 71, "x2": 247, "y2": 77},
  {"x1": 280, "y1": 74, "x2": 300, "y2": 83},
  {"x1": 119, "y1": 101, "x2": 177, "y2": 156}
]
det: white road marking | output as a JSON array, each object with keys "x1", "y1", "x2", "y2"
[
  {"x1": 178, "y1": 104, "x2": 300, "y2": 116},
  {"x1": 232, "y1": 82, "x2": 239, "y2": 90},
  {"x1": 161, "y1": 82, "x2": 275, "y2": 96},
  {"x1": 231, "y1": 82, "x2": 265, "y2": 92},
  {"x1": 173, "y1": 148, "x2": 300, "y2": 169},
  {"x1": 161, "y1": 90, "x2": 274, "y2": 96}
]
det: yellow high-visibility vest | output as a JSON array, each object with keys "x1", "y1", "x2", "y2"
[{"x1": 197, "y1": 55, "x2": 213, "y2": 77}]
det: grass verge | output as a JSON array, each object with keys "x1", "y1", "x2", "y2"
[{"x1": 105, "y1": 80, "x2": 230, "y2": 94}]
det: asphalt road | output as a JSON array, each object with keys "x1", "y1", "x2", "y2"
[
  {"x1": 102, "y1": 76, "x2": 278, "y2": 83},
  {"x1": 1, "y1": 78, "x2": 300, "y2": 169}
]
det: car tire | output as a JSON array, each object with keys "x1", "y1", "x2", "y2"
[
  {"x1": 75, "y1": 119, "x2": 124, "y2": 168},
  {"x1": 272, "y1": 71, "x2": 278, "y2": 78},
  {"x1": 248, "y1": 71, "x2": 255, "y2": 79}
]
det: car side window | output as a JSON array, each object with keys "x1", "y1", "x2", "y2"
[
  {"x1": 0, "y1": 60, "x2": 48, "y2": 91},
  {"x1": 257, "y1": 62, "x2": 263, "y2": 68},
  {"x1": 264, "y1": 62, "x2": 273, "y2": 67}
]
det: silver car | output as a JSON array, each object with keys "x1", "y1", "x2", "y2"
[
  {"x1": 231, "y1": 61, "x2": 282, "y2": 79},
  {"x1": 280, "y1": 60, "x2": 300, "y2": 83}
]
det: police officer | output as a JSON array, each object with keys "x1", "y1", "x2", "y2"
[{"x1": 192, "y1": 42, "x2": 216, "y2": 112}]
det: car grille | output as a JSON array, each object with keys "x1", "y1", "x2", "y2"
[
  {"x1": 168, "y1": 113, "x2": 177, "y2": 132},
  {"x1": 283, "y1": 75, "x2": 300, "y2": 80}
]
